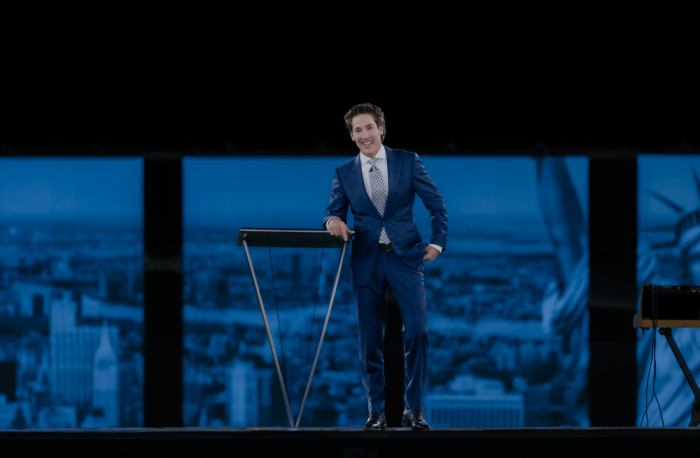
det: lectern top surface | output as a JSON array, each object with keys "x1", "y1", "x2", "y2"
[{"x1": 236, "y1": 228, "x2": 354, "y2": 248}]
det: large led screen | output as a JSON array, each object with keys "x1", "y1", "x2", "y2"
[
  {"x1": 0, "y1": 158, "x2": 144, "y2": 428},
  {"x1": 183, "y1": 155, "x2": 589, "y2": 427},
  {"x1": 637, "y1": 155, "x2": 700, "y2": 426}
]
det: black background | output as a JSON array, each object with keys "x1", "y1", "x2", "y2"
[
  {"x1": 3, "y1": 16, "x2": 697, "y2": 153},
  {"x1": 4, "y1": 63, "x2": 697, "y2": 152}
]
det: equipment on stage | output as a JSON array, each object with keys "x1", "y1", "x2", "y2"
[
  {"x1": 639, "y1": 284, "x2": 700, "y2": 321},
  {"x1": 634, "y1": 284, "x2": 700, "y2": 427},
  {"x1": 236, "y1": 228, "x2": 354, "y2": 429}
]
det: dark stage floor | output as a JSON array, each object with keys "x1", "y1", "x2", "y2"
[{"x1": 2, "y1": 427, "x2": 699, "y2": 457}]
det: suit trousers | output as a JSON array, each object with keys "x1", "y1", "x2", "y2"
[{"x1": 354, "y1": 249, "x2": 429, "y2": 414}]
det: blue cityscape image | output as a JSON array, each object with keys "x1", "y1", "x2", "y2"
[
  {"x1": 0, "y1": 158, "x2": 144, "y2": 429},
  {"x1": 637, "y1": 155, "x2": 700, "y2": 426},
  {"x1": 183, "y1": 154, "x2": 589, "y2": 428}
]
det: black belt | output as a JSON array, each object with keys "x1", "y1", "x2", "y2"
[{"x1": 378, "y1": 243, "x2": 393, "y2": 252}]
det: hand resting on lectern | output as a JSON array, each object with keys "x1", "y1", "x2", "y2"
[{"x1": 327, "y1": 218, "x2": 353, "y2": 241}]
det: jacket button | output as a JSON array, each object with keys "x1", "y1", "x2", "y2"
[
  {"x1": 382, "y1": 218, "x2": 385, "y2": 221},
  {"x1": 374, "y1": 240, "x2": 378, "y2": 243}
]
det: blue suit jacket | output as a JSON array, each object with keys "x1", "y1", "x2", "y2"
[{"x1": 322, "y1": 147, "x2": 448, "y2": 287}]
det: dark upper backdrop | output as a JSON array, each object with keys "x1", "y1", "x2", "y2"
[{"x1": 2, "y1": 48, "x2": 698, "y2": 152}]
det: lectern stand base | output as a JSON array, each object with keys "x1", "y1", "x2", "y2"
[
  {"x1": 659, "y1": 328, "x2": 700, "y2": 427},
  {"x1": 238, "y1": 228, "x2": 353, "y2": 428}
]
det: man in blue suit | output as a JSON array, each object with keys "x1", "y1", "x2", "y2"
[{"x1": 324, "y1": 103, "x2": 447, "y2": 431}]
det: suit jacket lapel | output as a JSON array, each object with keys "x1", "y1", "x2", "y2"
[
  {"x1": 384, "y1": 146, "x2": 402, "y2": 216},
  {"x1": 348, "y1": 154, "x2": 382, "y2": 219}
]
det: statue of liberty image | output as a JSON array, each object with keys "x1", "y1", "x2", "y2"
[
  {"x1": 536, "y1": 157, "x2": 589, "y2": 426},
  {"x1": 637, "y1": 167, "x2": 700, "y2": 426}
]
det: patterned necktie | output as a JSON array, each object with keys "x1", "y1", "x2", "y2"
[{"x1": 368, "y1": 157, "x2": 390, "y2": 244}]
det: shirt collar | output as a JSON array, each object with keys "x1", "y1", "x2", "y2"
[{"x1": 359, "y1": 144, "x2": 386, "y2": 165}]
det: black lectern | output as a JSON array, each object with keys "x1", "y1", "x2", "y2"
[{"x1": 235, "y1": 228, "x2": 354, "y2": 428}]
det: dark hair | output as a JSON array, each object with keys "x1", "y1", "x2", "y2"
[{"x1": 344, "y1": 103, "x2": 386, "y2": 141}]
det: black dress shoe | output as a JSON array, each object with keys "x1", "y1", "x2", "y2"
[
  {"x1": 402, "y1": 407, "x2": 431, "y2": 430},
  {"x1": 363, "y1": 412, "x2": 386, "y2": 431}
]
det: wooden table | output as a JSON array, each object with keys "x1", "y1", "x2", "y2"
[{"x1": 634, "y1": 313, "x2": 700, "y2": 426}]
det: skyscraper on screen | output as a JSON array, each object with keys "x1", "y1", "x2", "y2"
[
  {"x1": 93, "y1": 322, "x2": 120, "y2": 427},
  {"x1": 227, "y1": 360, "x2": 258, "y2": 426},
  {"x1": 50, "y1": 296, "x2": 119, "y2": 421}
]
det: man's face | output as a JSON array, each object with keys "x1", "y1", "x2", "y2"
[{"x1": 350, "y1": 114, "x2": 383, "y2": 158}]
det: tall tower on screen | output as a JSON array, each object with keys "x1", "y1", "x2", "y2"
[
  {"x1": 93, "y1": 321, "x2": 120, "y2": 427},
  {"x1": 50, "y1": 296, "x2": 119, "y2": 423},
  {"x1": 226, "y1": 360, "x2": 258, "y2": 426}
]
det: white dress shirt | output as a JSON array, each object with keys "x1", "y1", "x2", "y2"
[{"x1": 326, "y1": 144, "x2": 443, "y2": 253}]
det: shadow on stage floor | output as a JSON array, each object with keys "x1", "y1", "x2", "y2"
[{"x1": 1, "y1": 427, "x2": 698, "y2": 457}]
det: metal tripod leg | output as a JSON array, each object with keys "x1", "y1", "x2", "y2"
[
  {"x1": 690, "y1": 401, "x2": 700, "y2": 427},
  {"x1": 243, "y1": 240, "x2": 295, "y2": 428},
  {"x1": 659, "y1": 328, "x2": 700, "y2": 427},
  {"x1": 295, "y1": 241, "x2": 348, "y2": 428}
]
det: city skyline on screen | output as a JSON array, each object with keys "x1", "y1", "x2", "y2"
[
  {"x1": 0, "y1": 158, "x2": 143, "y2": 226},
  {"x1": 183, "y1": 154, "x2": 589, "y2": 428},
  {"x1": 0, "y1": 158, "x2": 144, "y2": 429},
  {"x1": 184, "y1": 156, "x2": 588, "y2": 230}
]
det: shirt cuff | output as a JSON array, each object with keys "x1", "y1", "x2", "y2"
[
  {"x1": 325, "y1": 217, "x2": 338, "y2": 229},
  {"x1": 429, "y1": 244, "x2": 443, "y2": 253}
]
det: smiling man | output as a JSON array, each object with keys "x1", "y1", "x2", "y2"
[{"x1": 323, "y1": 103, "x2": 448, "y2": 431}]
